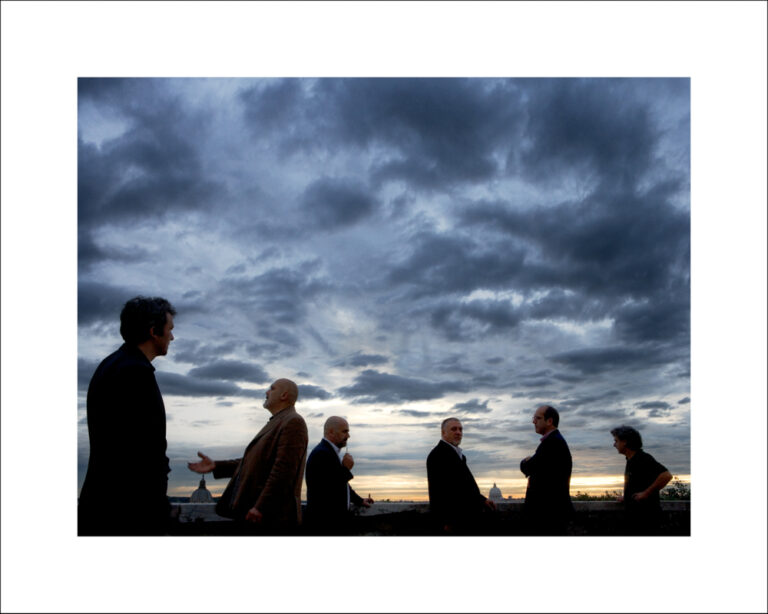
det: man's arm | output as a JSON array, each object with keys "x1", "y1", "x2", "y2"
[
  {"x1": 188, "y1": 452, "x2": 215, "y2": 473},
  {"x1": 632, "y1": 470, "x2": 673, "y2": 501}
]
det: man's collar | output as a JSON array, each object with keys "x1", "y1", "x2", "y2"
[
  {"x1": 268, "y1": 405, "x2": 294, "y2": 421},
  {"x1": 323, "y1": 437, "x2": 342, "y2": 455},
  {"x1": 441, "y1": 439, "x2": 463, "y2": 457},
  {"x1": 540, "y1": 428, "x2": 558, "y2": 442}
]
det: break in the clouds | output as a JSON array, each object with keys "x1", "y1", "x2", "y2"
[{"x1": 78, "y1": 78, "x2": 690, "y2": 497}]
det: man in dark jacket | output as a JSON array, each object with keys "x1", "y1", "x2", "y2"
[
  {"x1": 611, "y1": 425, "x2": 673, "y2": 535},
  {"x1": 427, "y1": 417, "x2": 496, "y2": 534},
  {"x1": 520, "y1": 405, "x2": 574, "y2": 535},
  {"x1": 304, "y1": 416, "x2": 373, "y2": 534},
  {"x1": 79, "y1": 296, "x2": 176, "y2": 536}
]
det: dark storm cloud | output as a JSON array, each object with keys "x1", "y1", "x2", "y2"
[
  {"x1": 451, "y1": 399, "x2": 492, "y2": 414},
  {"x1": 155, "y1": 371, "x2": 255, "y2": 398},
  {"x1": 78, "y1": 230, "x2": 151, "y2": 271},
  {"x1": 188, "y1": 360, "x2": 270, "y2": 384},
  {"x1": 549, "y1": 346, "x2": 666, "y2": 375},
  {"x1": 678, "y1": 397, "x2": 690, "y2": 404},
  {"x1": 300, "y1": 177, "x2": 377, "y2": 230},
  {"x1": 337, "y1": 369, "x2": 470, "y2": 404},
  {"x1": 78, "y1": 79, "x2": 223, "y2": 258},
  {"x1": 78, "y1": 280, "x2": 135, "y2": 326},
  {"x1": 398, "y1": 409, "x2": 435, "y2": 418},
  {"x1": 220, "y1": 266, "x2": 330, "y2": 326},
  {"x1": 514, "y1": 79, "x2": 662, "y2": 189},
  {"x1": 429, "y1": 299, "x2": 524, "y2": 341},
  {"x1": 461, "y1": 188, "x2": 689, "y2": 306},
  {"x1": 635, "y1": 401, "x2": 672, "y2": 410},
  {"x1": 388, "y1": 232, "x2": 526, "y2": 299},
  {"x1": 298, "y1": 384, "x2": 333, "y2": 401},
  {"x1": 240, "y1": 78, "x2": 525, "y2": 190}
]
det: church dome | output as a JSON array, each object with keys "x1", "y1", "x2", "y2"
[
  {"x1": 190, "y1": 475, "x2": 213, "y2": 503},
  {"x1": 489, "y1": 482, "x2": 503, "y2": 501}
]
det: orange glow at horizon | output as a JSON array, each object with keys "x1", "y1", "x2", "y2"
[{"x1": 169, "y1": 474, "x2": 691, "y2": 501}]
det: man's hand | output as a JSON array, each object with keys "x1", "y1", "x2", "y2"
[
  {"x1": 484, "y1": 498, "x2": 497, "y2": 511},
  {"x1": 245, "y1": 506, "x2": 263, "y2": 524},
  {"x1": 342, "y1": 453, "x2": 354, "y2": 470},
  {"x1": 361, "y1": 497, "x2": 374, "y2": 508},
  {"x1": 616, "y1": 494, "x2": 624, "y2": 503},
  {"x1": 632, "y1": 490, "x2": 649, "y2": 501},
  {"x1": 188, "y1": 451, "x2": 215, "y2": 473}
]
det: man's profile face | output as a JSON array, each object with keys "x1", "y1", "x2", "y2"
[
  {"x1": 328, "y1": 420, "x2": 350, "y2": 448},
  {"x1": 152, "y1": 313, "x2": 175, "y2": 356},
  {"x1": 532, "y1": 407, "x2": 552, "y2": 435},
  {"x1": 613, "y1": 435, "x2": 627, "y2": 456},
  {"x1": 441, "y1": 420, "x2": 463, "y2": 446},
  {"x1": 263, "y1": 380, "x2": 285, "y2": 410}
]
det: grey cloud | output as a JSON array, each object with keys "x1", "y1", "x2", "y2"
[
  {"x1": 549, "y1": 346, "x2": 666, "y2": 375},
  {"x1": 635, "y1": 401, "x2": 672, "y2": 410},
  {"x1": 336, "y1": 352, "x2": 389, "y2": 368},
  {"x1": 240, "y1": 78, "x2": 524, "y2": 190},
  {"x1": 78, "y1": 281, "x2": 135, "y2": 327},
  {"x1": 298, "y1": 385, "x2": 333, "y2": 401},
  {"x1": 389, "y1": 232, "x2": 526, "y2": 299},
  {"x1": 337, "y1": 369, "x2": 470, "y2": 404},
  {"x1": 398, "y1": 409, "x2": 434, "y2": 418},
  {"x1": 514, "y1": 79, "x2": 666, "y2": 189},
  {"x1": 156, "y1": 371, "x2": 242, "y2": 397},
  {"x1": 451, "y1": 399, "x2": 492, "y2": 414},
  {"x1": 678, "y1": 397, "x2": 690, "y2": 404},
  {"x1": 220, "y1": 266, "x2": 329, "y2": 327},
  {"x1": 188, "y1": 360, "x2": 270, "y2": 383},
  {"x1": 300, "y1": 177, "x2": 377, "y2": 230}
]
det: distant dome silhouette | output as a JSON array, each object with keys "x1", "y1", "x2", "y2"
[
  {"x1": 489, "y1": 482, "x2": 503, "y2": 501},
  {"x1": 190, "y1": 475, "x2": 213, "y2": 503}
]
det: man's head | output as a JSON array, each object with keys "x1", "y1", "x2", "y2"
[
  {"x1": 532, "y1": 405, "x2": 559, "y2": 436},
  {"x1": 324, "y1": 416, "x2": 350, "y2": 448},
  {"x1": 120, "y1": 296, "x2": 176, "y2": 359},
  {"x1": 263, "y1": 378, "x2": 299, "y2": 414},
  {"x1": 441, "y1": 417, "x2": 463, "y2": 447},
  {"x1": 611, "y1": 425, "x2": 642, "y2": 456}
]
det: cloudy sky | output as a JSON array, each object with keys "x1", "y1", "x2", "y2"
[{"x1": 77, "y1": 77, "x2": 691, "y2": 500}]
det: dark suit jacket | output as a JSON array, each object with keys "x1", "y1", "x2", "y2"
[
  {"x1": 305, "y1": 439, "x2": 363, "y2": 533},
  {"x1": 214, "y1": 406, "x2": 308, "y2": 529},
  {"x1": 426, "y1": 440, "x2": 487, "y2": 529},
  {"x1": 79, "y1": 344, "x2": 170, "y2": 535},
  {"x1": 520, "y1": 429, "x2": 574, "y2": 527}
]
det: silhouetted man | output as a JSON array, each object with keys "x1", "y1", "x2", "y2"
[
  {"x1": 427, "y1": 417, "x2": 496, "y2": 534},
  {"x1": 305, "y1": 416, "x2": 374, "y2": 534},
  {"x1": 611, "y1": 425, "x2": 673, "y2": 535},
  {"x1": 79, "y1": 296, "x2": 176, "y2": 535},
  {"x1": 188, "y1": 379, "x2": 308, "y2": 534},
  {"x1": 520, "y1": 405, "x2": 574, "y2": 535}
]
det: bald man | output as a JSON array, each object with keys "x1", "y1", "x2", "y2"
[
  {"x1": 188, "y1": 378, "x2": 308, "y2": 533},
  {"x1": 304, "y1": 416, "x2": 373, "y2": 535},
  {"x1": 427, "y1": 417, "x2": 496, "y2": 535}
]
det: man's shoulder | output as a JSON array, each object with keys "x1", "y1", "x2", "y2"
[
  {"x1": 278, "y1": 409, "x2": 308, "y2": 435},
  {"x1": 428, "y1": 440, "x2": 453, "y2": 461},
  {"x1": 309, "y1": 439, "x2": 333, "y2": 457},
  {"x1": 91, "y1": 345, "x2": 153, "y2": 382}
]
